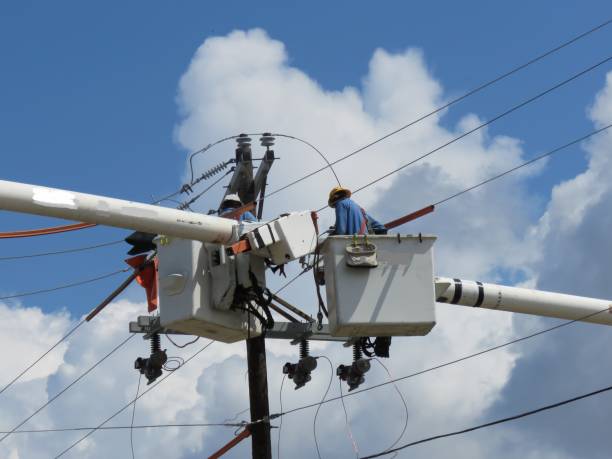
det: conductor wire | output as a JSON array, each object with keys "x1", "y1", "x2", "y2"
[{"x1": 313, "y1": 355, "x2": 335, "y2": 459}]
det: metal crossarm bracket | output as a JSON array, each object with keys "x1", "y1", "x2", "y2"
[{"x1": 129, "y1": 316, "x2": 347, "y2": 342}]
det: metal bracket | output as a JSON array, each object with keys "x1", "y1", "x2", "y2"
[
  {"x1": 129, "y1": 316, "x2": 189, "y2": 339},
  {"x1": 129, "y1": 317, "x2": 347, "y2": 342}
]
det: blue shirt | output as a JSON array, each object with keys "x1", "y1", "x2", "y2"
[
  {"x1": 333, "y1": 197, "x2": 385, "y2": 235},
  {"x1": 220, "y1": 208, "x2": 257, "y2": 222}
]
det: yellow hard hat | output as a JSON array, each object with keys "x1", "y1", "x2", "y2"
[{"x1": 328, "y1": 186, "x2": 351, "y2": 207}]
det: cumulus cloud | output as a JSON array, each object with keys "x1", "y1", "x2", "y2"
[
  {"x1": 2, "y1": 30, "x2": 611, "y2": 459},
  {"x1": 489, "y1": 72, "x2": 612, "y2": 459}
]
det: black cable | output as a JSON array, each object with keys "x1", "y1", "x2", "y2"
[
  {"x1": 0, "y1": 240, "x2": 123, "y2": 261},
  {"x1": 0, "y1": 333, "x2": 136, "y2": 443},
  {"x1": 53, "y1": 340, "x2": 215, "y2": 458},
  {"x1": 433, "y1": 123, "x2": 612, "y2": 206},
  {"x1": 165, "y1": 334, "x2": 200, "y2": 349},
  {"x1": 268, "y1": 306, "x2": 611, "y2": 420},
  {"x1": 273, "y1": 133, "x2": 342, "y2": 186},
  {"x1": 360, "y1": 382, "x2": 612, "y2": 458},
  {"x1": 163, "y1": 356, "x2": 185, "y2": 371},
  {"x1": 0, "y1": 268, "x2": 130, "y2": 300},
  {"x1": 0, "y1": 320, "x2": 86, "y2": 397},
  {"x1": 312, "y1": 55, "x2": 612, "y2": 212},
  {"x1": 130, "y1": 374, "x2": 142, "y2": 459},
  {"x1": 264, "y1": 18, "x2": 612, "y2": 199}
]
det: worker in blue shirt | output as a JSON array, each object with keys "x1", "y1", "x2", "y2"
[
  {"x1": 219, "y1": 194, "x2": 257, "y2": 222},
  {"x1": 328, "y1": 186, "x2": 387, "y2": 235}
]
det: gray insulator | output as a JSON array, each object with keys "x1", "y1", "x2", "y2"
[
  {"x1": 260, "y1": 133, "x2": 275, "y2": 147},
  {"x1": 198, "y1": 162, "x2": 228, "y2": 181},
  {"x1": 236, "y1": 134, "x2": 252, "y2": 147}
]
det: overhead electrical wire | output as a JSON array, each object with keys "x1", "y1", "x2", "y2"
[
  {"x1": 264, "y1": 18, "x2": 612, "y2": 199},
  {"x1": 0, "y1": 334, "x2": 136, "y2": 443},
  {"x1": 130, "y1": 374, "x2": 142, "y2": 459},
  {"x1": 311, "y1": 55, "x2": 612, "y2": 212},
  {"x1": 0, "y1": 422, "x2": 249, "y2": 434},
  {"x1": 360, "y1": 382, "x2": 612, "y2": 458},
  {"x1": 264, "y1": 306, "x2": 612, "y2": 422},
  {"x1": 272, "y1": 133, "x2": 341, "y2": 186},
  {"x1": 53, "y1": 340, "x2": 215, "y2": 458},
  {"x1": 0, "y1": 320, "x2": 86, "y2": 397},
  {"x1": 367, "y1": 122, "x2": 612, "y2": 226},
  {"x1": 0, "y1": 267, "x2": 130, "y2": 301},
  {"x1": 0, "y1": 239, "x2": 123, "y2": 262},
  {"x1": 277, "y1": 374, "x2": 286, "y2": 459},
  {"x1": 313, "y1": 355, "x2": 335, "y2": 459},
  {"x1": 431, "y1": 122, "x2": 612, "y2": 207},
  {"x1": 339, "y1": 379, "x2": 360, "y2": 458},
  {"x1": 373, "y1": 358, "x2": 409, "y2": 454}
]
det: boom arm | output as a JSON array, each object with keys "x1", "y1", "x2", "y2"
[
  {"x1": 0, "y1": 179, "x2": 237, "y2": 244},
  {"x1": 435, "y1": 276, "x2": 612, "y2": 326}
]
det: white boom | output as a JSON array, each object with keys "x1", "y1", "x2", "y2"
[
  {"x1": 0, "y1": 179, "x2": 237, "y2": 244},
  {"x1": 435, "y1": 276, "x2": 612, "y2": 326}
]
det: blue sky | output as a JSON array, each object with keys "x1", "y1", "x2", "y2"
[{"x1": 1, "y1": 2, "x2": 612, "y2": 458}]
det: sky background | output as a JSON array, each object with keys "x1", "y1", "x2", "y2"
[{"x1": 1, "y1": 1, "x2": 612, "y2": 458}]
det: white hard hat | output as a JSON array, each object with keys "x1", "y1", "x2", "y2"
[{"x1": 222, "y1": 193, "x2": 242, "y2": 206}]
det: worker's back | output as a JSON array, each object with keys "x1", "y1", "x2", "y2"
[{"x1": 334, "y1": 197, "x2": 367, "y2": 235}]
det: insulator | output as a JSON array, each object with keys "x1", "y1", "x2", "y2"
[
  {"x1": 353, "y1": 343, "x2": 362, "y2": 362},
  {"x1": 260, "y1": 133, "x2": 275, "y2": 148},
  {"x1": 151, "y1": 333, "x2": 161, "y2": 354},
  {"x1": 299, "y1": 339, "x2": 310, "y2": 360},
  {"x1": 236, "y1": 134, "x2": 252, "y2": 147},
  {"x1": 196, "y1": 161, "x2": 229, "y2": 184}
]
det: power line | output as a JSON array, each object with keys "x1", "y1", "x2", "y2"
[
  {"x1": 0, "y1": 240, "x2": 123, "y2": 262},
  {"x1": 0, "y1": 320, "x2": 86, "y2": 397},
  {"x1": 335, "y1": 55, "x2": 612, "y2": 209},
  {"x1": 130, "y1": 374, "x2": 142, "y2": 459},
  {"x1": 313, "y1": 355, "x2": 334, "y2": 459},
  {"x1": 0, "y1": 422, "x2": 247, "y2": 434},
  {"x1": 53, "y1": 340, "x2": 215, "y2": 458},
  {"x1": 0, "y1": 333, "x2": 136, "y2": 443},
  {"x1": 272, "y1": 133, "x2": 341, "y2": 186},
  {"x1": 373, "y1": 358, "x2": 409, "y2": 453},
  {"x1": 267, "y1": 306, "x2": 611, "y2": 421},
  {"x1": 264, "y1": 18, "x2": 612, "y2": 199},
  {"x1": 360, "y1": 382, "x2": 612, "y2": 458},
  {"x1": 432, "y1": 123, "x2": 612, "y2": 206},
  {"x1": 0, "y1": 268, "x2": 130, "y2": 300}
]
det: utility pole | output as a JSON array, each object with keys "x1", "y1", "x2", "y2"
[
  {"x1": 246, "y1": 336, "x2": 272, "y2": 459},
  {"x1": 223, "y1": 134, "x2": 274, "y2": 459}
]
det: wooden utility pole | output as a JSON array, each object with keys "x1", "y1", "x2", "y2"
[
  {"x1": 246, "y1": 336, "x2": 272, "y2": 459},
  {"x1": 224, "y1": 134, "x2": 274, "y2": 459}
]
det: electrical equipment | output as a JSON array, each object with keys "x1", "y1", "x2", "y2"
[
  {"x1": 155, "y1": 236, "x2": 264, "y2": 343},
  {"x1": 322, "y1": 235, "x2": 437, "y2": 337},
  {"x1": 246, "y1": 211, "x2": 318, "y2": 265},
  {"x1": 282, "y1": 340, "x2": 317, "y2": 389},
  {"x1": 134, "y1": 333, "x2": 167, "y2": 385},
  {"x1": 337, "y1": 344, "x2": 371, "y2": 391}
]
